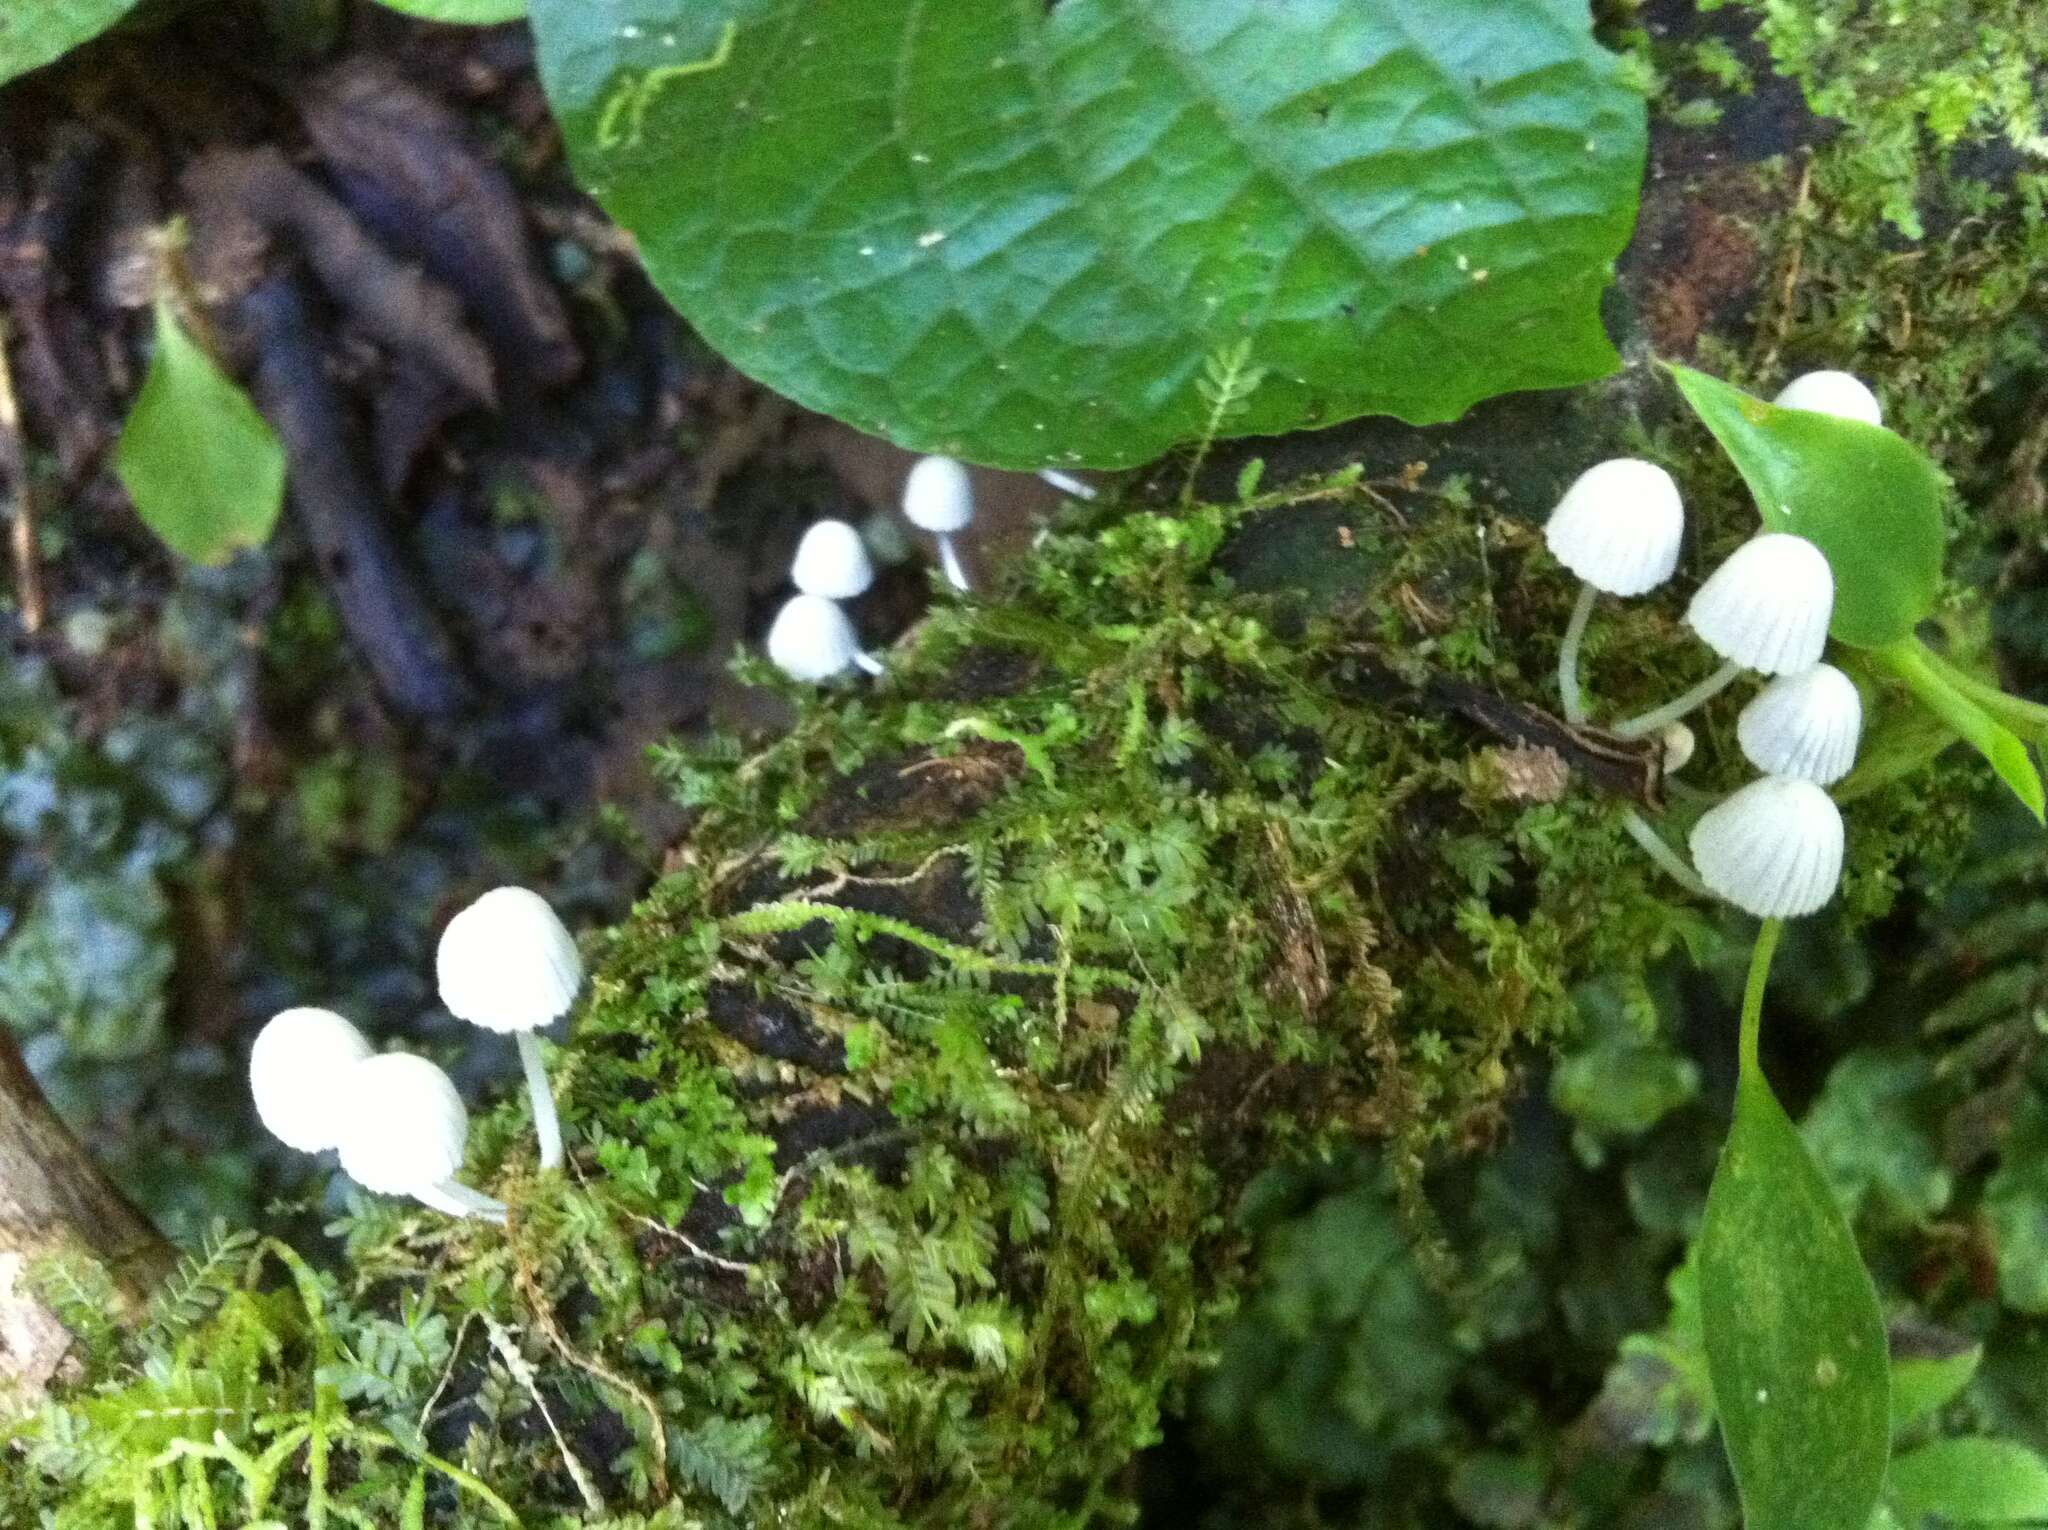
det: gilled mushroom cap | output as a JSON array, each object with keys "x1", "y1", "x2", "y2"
[
  {"x1": 1773, "y1": 370, "x2": 1883, "y2": 428},
  {"x1": 1685, "y1": 533, "x2": 1834, "y2": 675},
  {"x1": 334, "y1": 1053, "x2": 469, "y2": 1196},
  {"x1": 250, "y1": 1007, "x2": 375, "y2": 1153},
  {"x1": 1737, "y1": 664, "x2": 1863, "y2": 785},
  {"x1": 436, "y1": 886, "x2": 584, "y2": 1034},
  {"x1": 1543, "y1": 458, "x2": 1686, "y2": 596},
  {"x1": 791, "y1": 519, "x2": 875, "y2": 601},
  {"x1": 902, "y1": 455, "x2": 974, "y2": 533},
  {"x1": 1688, "y1": 775, "x2": 1845, "y2": 919},
  {"x1": 767, "y1": 593, "x2": 863, "y2": 682}
]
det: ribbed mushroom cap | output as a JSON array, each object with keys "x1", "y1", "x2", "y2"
[
  {"x1": 790, "y1": 519, "x2": 875, "y2": 600},
  {"x1": 1685, "y1": 533, "x2": 1835, "y2": 675},
  {"x1": 1544, "y1": 458, "x2": 1686, "y2": 595},
  {"x1": 767, "y1": 594, "x2": 862, "y2": 682},
  {"x1": 334, "y1": 1053, "x2": 469, "y2": 1196},
  {"x1": 1773, "y1": 370, "x2": 1883, "y2": 427},
  {"x1": 1688, "y1": 776, "x2": 1845, "y2": 919},
  {"x1": 1737, "y1": 664, "x2": 1863, "y2": 785},
  {"x1": 436, "y1": 886, "x2": 584, "y2": 1034},
  {"x1": 250, "y1": 1007, "x2": 375, "y2": 1153},
  {"x1": 902, "y1": 456, "x2": 974, "y2": 533}
]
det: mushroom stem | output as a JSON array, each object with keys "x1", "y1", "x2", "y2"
[
  {"x1": 853, "y1": 649, "x2": 885, "y2": 677},
  {"x1": 1622, "y1": 808, "x2": 1709, "y2": 899},
  {"x1": 1611, "y1": 660, "x2": 1744, "y2": 738},
  {"x1": 516, "y1": 1030, "x2": 563, "y2": 1171},
  {"x1": 937, "y1": 535, "x2": 971, "y2": 594},
  {"x1": 1557, "y1": 582, "x2": 1599, "y2": 726},
  {"x1": 1037, "y1": 468, "x2": 1096, "y2": 501},
  {"x1": 417, "y1": 1179, "x2": 509, "y2": 1224}
]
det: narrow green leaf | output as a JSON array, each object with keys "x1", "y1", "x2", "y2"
[
  {"x1": 1888, "y1": 1438, "x2": 2048, "y2": 1525},
  {"x1": 114, "y1": 304, "x2": 287, "y2": 566},
  {"x1": 1669, "y1": 365, "x2": 1946, "y2": 649},
  {"x1": 0, "y1": 0, "x2": 144, "y2": 85},
  {"x1": 367, "y1": 0, "x2": 526, "y2": 22},
  {"x1": 1699, "y1": 1068, "x2": 1890, "y2": 1530},
  {"x1": 532, "y1": 0, "x2": 1647, "y2": 468},
  {"x1": 1880, "y1": 639, "x2": 2045, "y2": 824},
  {"x1": 1889, "y1": 1344, "x2": 1981, "y2": 1434}
]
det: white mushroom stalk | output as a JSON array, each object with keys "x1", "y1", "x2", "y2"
[
  {"x1": 1614, "y1": 533, "x2": 1835, "y2": 738},
  {"x1": 1688, "y1": 776, "x2": 1845, "y2": 919},
  {"x1": 250, "y1": 1007, "x2": 374, "y2": 1153},
  {"x1": 767, "y1": 593, "x2": 882, "y2": 681},
  {"x1": 1542, "y1": 459, "x2": 1685, "y2": 725},
  {"x1": 335, "y1": 1053, "x2": 507, "y2": 1223},
  {"x1": 1737, "y1": 664, "x2": 1863, "y2": 785},
  {"x1": 1773, "y1": 370, "x2": 1883, "y2": 427},
  {"x1": 790, "y1": 519, "x2": 875, "y2": 600},
  {"x1": 1037, "y1": 467, "x2": 1097, "y2": 501},
  {"x1": 436, "y1": 886, "x2": 584, "y2": 1172},
  {"x1": 903, "y1": 454, "x2": 975, "y2": 593}
]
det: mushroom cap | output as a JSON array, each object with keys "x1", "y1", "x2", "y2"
[
  {"x1": 767, "y1": 593, "x2": 862, "y2": 682},
  {"x1": 334, "y1": 1053, "x2": 469, "y2": 1196},
  {"x1": 1773, "y1": 370, "x2": 1883, "y2": 428},
  {"x1": 250, "y1": 1007, "x2": 375, "y2": 1153},
  {"x1": 1659, "y1": 721, "x2": 1698, "y2": 776},
  {"x1": 1688, "y1": 776, "x2": 1845, "y2": 919},
  {"x1": 436, "y1": 886, "x2": 584, "y2": 1034},
  {"x1": 790, "y1": 519, "x2": 875, "y2": 601},
  {"x1": 1544, "y1": 458, "x2": 1686, "y2": 595},
  {"x1": 902, "y1": 455, "x2": 974, "y2": 532},
  {"x1": 1685, "y1": 533, "x2": 1834, "y2": 675},
  {"x1": 1737, "y1": 663, "x2": 1863, "y2": 785}
]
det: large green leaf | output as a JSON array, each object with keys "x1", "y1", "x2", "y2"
[
  {"x1": 1699, "y1": 1067, "x2": 1890, "y2": 1530},
  {"x1": 115, "y1": 303, "x2": 288, "y2": 567},
  {"x1": 1887, "y1": 1438, "x2": 2048, "y2": 1525},
  {"x1": 1670, "y1": 366, "x2": 1947, "y2": 649},
  {"x1": 1879, "y1": 638, "x2": 2045, "y2": 824},
  {"x1": 368, "y1": 0, "x2": 526, "y2": 22},
  {"x1": 0, "y1": 0, "x2": 144, "y2": 85},
  {"x1": 531, "y1": 0, "x2": 1646, "y2": 468}
]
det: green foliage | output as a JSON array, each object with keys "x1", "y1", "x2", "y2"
[
  {"x1": 368, "y1": 0, "x2": 526, "y2": 22},
  {"x1": 530, "y1": 0, "x2": 1647, "y2": 468},
  {"x1": 115, "y1": 302, "x2": 288, "y2": 567},
  {"x1": 1887, "y1": 1438, "x2": 2048, "y2": 1526},
  {"x1": 0, "y1": 0, "x2": 142, "y2": 86}
]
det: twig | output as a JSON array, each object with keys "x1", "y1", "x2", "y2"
[
  {"x1": 0, "y1": 319, "x2": 44, "y2": 633},
  {"x1": 481, "y1": 1314, "x2": 604, "y2": 1515}
]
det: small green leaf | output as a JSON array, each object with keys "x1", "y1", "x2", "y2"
[
  {"x1": 1887, "y1": 1438, "x2": 2048, "y2": 1525},
  {"x1": 1699, "y1": 1067, "x2": 1890, "y2": 1530},
  {"x1": 1888, "y1": 1343, "x2": 1981, "y2": 1434},
  {"x1": 1669, "y1": 365, "x2": 1947, "y2": 649},
  {"x1": 114, "y1": 304, "x2": 287, "y2": 566},
  {"x1": 367, "y1": 0, "x2": 525, "y2": 22},
  {"x1": 532, "y1": 0, "x2": 1647, "y2": 468},
  {"x1": 0, "y1": 0, "x2": 144, "y2": 85},
  {"x1": 1880, "y1": 639, "x2": 2046, "y2": 824},
  {"x1": 1984, "y1": 1097, "x2": 2048, "y2": 1315}
]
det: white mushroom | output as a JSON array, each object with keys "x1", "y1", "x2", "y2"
[
  {"x1": 1659, "y1": 722, "x2": 1698, "y2": 776},
  {"x1": 436, "y1": 886, "x2": 582, "y2": 1171},
  {"x1": 1773, "y1": 370, "x2": 1883, "y2": 428},
  {"x1": 1737, "y1": 664, "x2": 1863, "y2": 785},
  {"x1": 1686, "y1": 532, "x2": 1835, "y2": 677},
  {"x1": 903, "y1": 455, "x2": 975, "y2": 592},
  {"x1": 1688, "y1": 776, "x2": 1845, "y2": 919},
  {"x1": 790, "y1": 519, "x2": 875, "y2": 601},
  {"x1": 334, "y1": 1053, "x2": 507, "y2": 1223},
  {"x1": 1544, "y1": 458, "x2": 1687, "y2": 724},
  {"x1": 250, "y1": 1007, "x2": 374, "y2": 1154},
  {"x1": 766, "y1": 593, "x2": 881, "y2": 681}
]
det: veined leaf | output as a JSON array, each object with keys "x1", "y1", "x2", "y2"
[
  {"x1": 1699, "y1": 1067, "x2": 1890, "y2": 1530},
  {"x1": 0, "y1": 0, "x2": 144, "y2": 86},
  {"x1": 115, "y1": 303, "x2": 287, "y2": 567},
  {"x1": 532, "y1": 0, "x2": 1646, "y2": 468},
  {"x1": 1887, "y1": 1438, "x2": 2048, "y2": 1525},
  {"x1": 1670, "y1": 366, "x2": 1946, "y2": 649}
]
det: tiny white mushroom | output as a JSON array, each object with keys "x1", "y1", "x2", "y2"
[
  {"x1": 1688, "y1": 776, "x2": 1845, "y2": 919},
  {"x1": 1659, "y1": 721, "x2": 1698, "y2": 776},
  {"x1": 1773, "y1": 370, "x2": 1883, "y2": 428},
  {"x1": 437, "y1": 887, "x2": 582, "y2": 1171},
  {"x1": 902, "y1": 455, "x2": 975, "y2": 592},
  {"x1": 1737, "y1": 664, "x2": 1863, "y2": 785},
  {"x1": 334, "y1": 1053, "x2": 506, "y2": 1223},
  {"x1": 1686, "y1": 532, "x2": 1835, "y2": 677},
  {"x1": 1544, "y1": 458, "x2": 1687, "y2": 724},
  {"x1": 250, "y1": 1007, "x2": 374, "y2": 1153},
  {"x1": 767, "y1": 593, "x2": 881, "y2": 681},
  {"x1": 790, "y1": 519, "x2": 875, "y2": 601}
]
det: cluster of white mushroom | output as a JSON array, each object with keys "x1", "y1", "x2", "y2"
[
  {"x1": 248, "y1": 886, "x2": 583, "y2": 1222},
  {"x1": 1545, "y1": 370, "x2": 1882, "y2": 921},
  {"x1": 767, "y1": 519, "x2": 884, "y2": 683}
]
